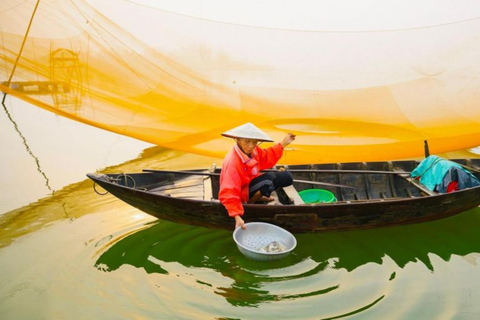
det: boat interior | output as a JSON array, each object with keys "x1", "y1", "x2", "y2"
[{"x1": 101, "y1": 159, "x2": 480, "y2": 206}]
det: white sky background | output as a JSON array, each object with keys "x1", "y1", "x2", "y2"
[
  {"x1": 84, "y1": 0, "x2": 480, "y2": 91},
  {"x1": 97, "y1": 0, "x2": 480, "y2": 31}
]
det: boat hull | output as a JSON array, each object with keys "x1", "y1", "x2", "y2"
[{"x1": 87, "y1": 159, "x2": 480, "y2": 233}]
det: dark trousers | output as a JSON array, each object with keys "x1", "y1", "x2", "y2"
[{"x1": 248, "y1": 171, "x2": 293, "y2": 199}]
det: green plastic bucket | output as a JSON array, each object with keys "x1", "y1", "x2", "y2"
[{"x1": 299, "y1": 189, "x2": 337, "y2": 204}]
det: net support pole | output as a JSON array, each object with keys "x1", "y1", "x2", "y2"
[
  {"x1": 2, "y1": 0, "x2": 41, "y2": 104},
  {"x1": 424, "y1": 140, "x2": 430, "y2": 158}
]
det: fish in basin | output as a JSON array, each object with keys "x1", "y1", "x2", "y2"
[{"x1": 259, "y1": 241, "x2": 288, "y2": 253}]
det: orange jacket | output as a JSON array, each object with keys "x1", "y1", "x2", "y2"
[{"x1": 219, "y1": 143, "x2": 284, "y2": 217}]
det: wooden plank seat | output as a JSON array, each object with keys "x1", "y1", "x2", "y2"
[
  {"x1": 203, "y1": 176, "x2": 213, "y2": 201},
  {"x1": 282, "y1": 185, "x2": 305, "y2": 205}
]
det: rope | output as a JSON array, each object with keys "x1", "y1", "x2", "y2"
[
  {"x1": 1, "y1": 98, "x2": 54, "y2": 193},
  {"x1": 93, "y1": 173, "x2": 137, "y2": 195},
  {"x1": 93, "y1": 182, "x2": 109, "y2": 195}
]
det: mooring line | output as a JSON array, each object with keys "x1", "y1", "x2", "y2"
[{"x1": 1, "y1": 99, "x2": 54, "y2": 193}]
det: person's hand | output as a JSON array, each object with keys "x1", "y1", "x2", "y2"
[
  {"x1": 235, "y1": 215, "x2": 246, "y2": 230},
  {"x1": 281, "y1": 133, "x2": 296, "y2": 148}
]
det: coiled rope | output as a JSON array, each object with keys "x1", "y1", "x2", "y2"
[{"x1": 93, "y1": 173, "x2": 136, "y2": 195}]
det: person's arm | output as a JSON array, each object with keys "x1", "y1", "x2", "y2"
[
  {"x1": 257, "y1": 133, "x2": 296, "y2": 170},
  {"x1": 219, "y1": 163, "x2": 247, "y2": 229},
  {"x1": 234, "y1": 215, "x2": 246, "y2": 229},
  {"x1": 280, "y1": 133, "x2": 296, "y2": 148}
]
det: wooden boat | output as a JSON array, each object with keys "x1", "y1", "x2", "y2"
[{"x1": 87, "y1": 159, "x2": 480, "y2": 233}]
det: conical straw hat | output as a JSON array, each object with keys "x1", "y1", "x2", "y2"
[{"x1": 221, "y1": 122, "x2": 273, "y2": 142}]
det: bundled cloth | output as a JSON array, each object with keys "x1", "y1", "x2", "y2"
[{"x1": 411, "y1": 156, "x2": 480, "y2": 193}]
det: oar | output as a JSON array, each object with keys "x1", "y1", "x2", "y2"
[
  {"x1": 263, "y1": 169, "x2": 412, "y2": 175},
  {"x1": 292, "y1": 179, "x2": 354, "y2": 189},
  {"x1": 458, "y1": 163, "x2": 480, "y2": 174},
  {"x1": 143, "y1": 169, "x2": 355, "y2": 189},
  {"x1": 143, "y1": 169, "x2": 220, "y2": 176}
]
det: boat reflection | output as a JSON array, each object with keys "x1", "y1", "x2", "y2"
[
  {"x1": 298, "y1": 207, "x2": 480, "y2": 272},
  {"x1": 94, "y1": 206, "x2": 480, "y2": 307}
]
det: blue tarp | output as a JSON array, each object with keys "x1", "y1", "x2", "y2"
[{"x1": 411, "y1": 156, "x2": 480, "y2": 193}]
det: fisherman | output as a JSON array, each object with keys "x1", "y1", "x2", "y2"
[{"x1": 219, "y1": 123, "x2": 296, "y2": 230}]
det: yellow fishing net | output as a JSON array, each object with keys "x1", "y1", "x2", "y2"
[{"x1": 1, "y1": 0, "x2": 480, "y2": 164}]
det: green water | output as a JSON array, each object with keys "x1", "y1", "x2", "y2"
[
  {"x1": 2, "y1": 98, "x2": 480, "y2": 319},
  {"x1": 2, "y1": 193, "x2": 480, "y2": 319}
]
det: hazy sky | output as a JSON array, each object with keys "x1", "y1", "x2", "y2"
[{"x1": 114, "y1": 0, "x2": 480, "y2": 31}]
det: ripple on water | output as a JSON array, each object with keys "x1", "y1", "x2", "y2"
[
  {"x1": 91, "y1": 219, "x2": 396, "y2": 318},
  {"x1": 3, "y1": 188, "x2": 480, "y2": 319}
]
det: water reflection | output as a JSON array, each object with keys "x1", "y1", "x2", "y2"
[
  {"x1": 2, "y1": 106, "x2": 480, "y2": 318},
  {"x1": 92, "y1": 220, "x2": 350, "y2": 308},
  {"x1": 94, "y1": 206, "x2": 480, "y2": 311},
  {"x1": 299, "y1": 208, "x2": 480, "y2": 273}
]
